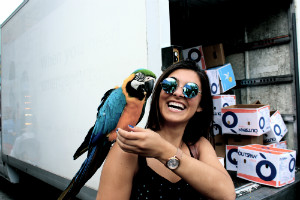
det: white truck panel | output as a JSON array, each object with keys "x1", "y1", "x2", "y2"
[{"x1": 1, "y1": 0, "x2": 154, "y2": 190}]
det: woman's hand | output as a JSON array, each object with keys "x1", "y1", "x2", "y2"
[{"x1": 116, "y1": 125, "x2": 166, "y2": 159}]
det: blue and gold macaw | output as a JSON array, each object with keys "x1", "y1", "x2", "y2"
[{"x1": 58, "y1": 69, "x2": 156, "y2": 200}]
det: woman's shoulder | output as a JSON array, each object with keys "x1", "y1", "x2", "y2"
[
  {"x1": 195, "y1": 136, "x2": 216, "y2": 157},
  {"x1": 196, "y1": 136, "x2": 213, "y2": 147}
]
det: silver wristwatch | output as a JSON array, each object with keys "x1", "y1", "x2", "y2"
[{"x1": 166, "y1": 148, "x2": 182, "y2": 170}]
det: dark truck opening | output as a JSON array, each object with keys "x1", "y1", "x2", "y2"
[{"x1": 168, "y1": 0, "x2": 299, "y2": 199}]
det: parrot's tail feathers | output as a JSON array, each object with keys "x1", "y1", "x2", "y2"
[
  {"x1": 59, "y1": 143, "x2": 110, "y2": 200},
  {"x1": 57, "y1": 164, "x2": 90, "y2": 200},
  {"x1": 73, "y1": 146, "x2": 89, "y2": 160},
  {"x1": 73, "y1": 126, "x2": 94, "y2": 160},
  {"x1": 57, "y1": 178, "x2": 76, "y2": 200},
  {"x1": 58, "y1": 152, "x2": 93, "y2": 200},
  {"x1": 59, "y1": 140, "x2": 111, "y2": 200}
]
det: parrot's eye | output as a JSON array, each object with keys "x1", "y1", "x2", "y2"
[
  {"x1": 146, "y1": 76, "x2": 156, "y2": 81},
  {"x1": 134, "y1": 72, "x2": 145, "y2": 82}
]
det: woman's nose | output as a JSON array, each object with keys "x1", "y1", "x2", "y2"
[{"x1": 172, "y1": 86, "x2": 184, "y2": 97}]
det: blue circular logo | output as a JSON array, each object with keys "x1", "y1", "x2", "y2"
[
  {"x1": 223, "y1": 103, "x2": 229, "y2": 108},
  {"x1": 256, "y1": 160, "x2": 277, "y2": 181},
  {"x1": 289, "y1": 158, "x2": 296, "y2": 172},
  {"x1": 211, "y1": 83, "x2": 218, "y2": 94},
  {"x1": 222, "y1": 111, "x2": 238, "y2": 128},
  {"x1": 227, "y1": 148, "x2": 238, "y2": 165},
  {"x1": 259, "y1": 117, "x2": 265, "y2": 129},
  {"x1": 273, "y1": 124, "x2": 281, "y2": 136}
]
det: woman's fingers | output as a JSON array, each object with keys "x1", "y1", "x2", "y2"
[
  {"x1": 127, "y1": 125, "x2": 145, "y2": 132},
  {"x1": 117, "y1": 128, "x2": 140, "y2": 141},
  {"x1": 116, "y1": 128, "x2": 142, "y2": 153},
  {"x1": 116, "y1": 126, "x2": 164, "y2": 158},
  {"x1": 117, "y1": 127, "x2": 149, "y2": 154}
]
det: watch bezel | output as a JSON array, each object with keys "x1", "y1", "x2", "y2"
[{"x1": 166, "y1": 156, "x2": 180, "y2": 170}]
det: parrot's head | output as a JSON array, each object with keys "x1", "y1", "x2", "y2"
[{"x1": 126, "y1": 69, "x2": 156, "y2": 100}]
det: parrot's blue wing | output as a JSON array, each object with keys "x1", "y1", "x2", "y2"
[
  {"x1": 89, "y1": 87, "x2": 127, "y2": 147},
  {"x1": 98, "y1": 88, "x2": 116, "y2": 113},
  {"x1": 59, "y1": 88, "x2": 127, "y2": 200},
  {"x1": 73, "y1": 88, "x2": 117, "y2": 160}
]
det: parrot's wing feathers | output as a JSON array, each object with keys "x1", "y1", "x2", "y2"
[
  {"x1": 73, "y1": 126, "x2": 93, "y2": 160},
  {"x1": 89, "y1": 88, "x2": 127, "y2": 146},
  {"x1": 73, "y1": 88, "x2": 117, "y2": 160},
  {"x1": 98, "y1": 88, "x2": 116, "y2": 111}
]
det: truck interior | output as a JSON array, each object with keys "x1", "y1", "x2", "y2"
[{"x1": 168, "y1": 0, "x2": 299, "y2": 199}]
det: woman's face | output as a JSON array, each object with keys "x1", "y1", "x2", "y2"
[{"x1": 159, "y1": 69, "x2": 203, "y2": 126}]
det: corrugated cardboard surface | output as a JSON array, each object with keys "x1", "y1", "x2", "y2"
[{"x1": 203, "y1": 43, "x2": 226, "y2": 69}]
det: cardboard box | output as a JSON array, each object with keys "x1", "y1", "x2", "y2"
[
  {"x1": 227, "y1": 134, "x2": 264, "y2": 146},
  {"x1": 226, "y1": 145, "x2": 239, "y2": 171},
  {"x1": 218, "y1": 157, "x2": 225, "y2": 167},
  {"x1": 182, "y1": 45, "x2": 206, "y2": 70},
  {"x1": 203, "y1": 43, "x2": 226, "y2": 69},
  {"x1": 213, "y1": 95, "x2": 236, "y2": 117},
  {"x1": 266, "y1": 141, "x2": 287, "y2": 149},
  {"x1": 206, "y1": 63, "x2": 236, "y2": 95},
  {"x1": 221, "y1": 104, "x2": 271, "y2": 136},
  {"x1": 251, "y1": 100, "x2": 262, "y2": 104},
  {"x1": 212, "y1": 123, "x2": 223, "y2": 136},
  {"x1": 214, "y1": 134, "x2": 227, "y2": 158},
  {"x1": 264, "y1": 110, "x2": 288, "y2": 143},
  {"x1": 237, "y1": 144, "x2": 296, "y2": 187},
  {"x1": 213, "y1": 95, "x2": 236, "y2": 135}
]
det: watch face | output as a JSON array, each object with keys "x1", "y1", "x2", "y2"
[{"x1": 167, "y1": 157, "x2": 179, "y2": 170}]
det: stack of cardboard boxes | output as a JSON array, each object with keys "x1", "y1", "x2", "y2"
[{"x1": 181, "y1": 43, "x2": 295, "y2": 187}]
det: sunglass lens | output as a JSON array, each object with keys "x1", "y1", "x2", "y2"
[
  {"x1": 161, "y1": 78, "x2": 177, "y2": 94},
  {"x1": 183, "y1": 83, "x2": 199, "y2": 98}
]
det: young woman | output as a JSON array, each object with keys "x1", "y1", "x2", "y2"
[{"x1": 97, "y1": 60, "x2": 236, "y2": 200}]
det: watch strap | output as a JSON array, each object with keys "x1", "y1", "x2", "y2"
[{"x1": 176, "y1": 147, "x2": 183, "y2": 160}]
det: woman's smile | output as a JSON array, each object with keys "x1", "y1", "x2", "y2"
[{"x1": 167, "y1": 101, "x2": 186, "y2": 112}]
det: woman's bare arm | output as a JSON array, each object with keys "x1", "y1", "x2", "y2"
[
  {"x1": 96, "y1": 143, "x2": 138, "y2": 200},
  {"x1": 117, "y1": 126, "x2": 236, "y2": 200}
]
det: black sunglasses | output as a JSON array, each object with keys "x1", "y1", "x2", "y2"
[{"x1": 160, "y1": 77, "x2": 201, "y2": 99}]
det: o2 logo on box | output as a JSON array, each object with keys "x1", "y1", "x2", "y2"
[
  {"x1": 211, "y1": 83, "x2": 218, "y2": 94},
  {"x1": 289, "y1": 154, "x2": 296, "y2": 173},
  {"x1": 259, "y1": 117, "x2": 265, "y2": 130},
  {"x1": 273, "y1": 124, "x2": 282, "y2": 136},
  {"x1": 222, "y1": 111, "x2": 238, "y2": 133},
  {"x1": 227, "y1": 148, "x2": 238, "y2": 168},
  {"x1": 223, "y1": 103, "x2": 229, "y2": 108},
  {"x1": 256, "y1": 153, "x2": 277, "y2": 181}
]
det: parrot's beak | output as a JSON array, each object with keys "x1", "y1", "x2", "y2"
[{"x1": 144, "y1": 79, "x2": 155, "y2": 98}]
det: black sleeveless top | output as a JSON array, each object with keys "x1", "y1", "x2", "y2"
[{"x1": 130, "y1": 146, "x2": 204, "y2": 200}]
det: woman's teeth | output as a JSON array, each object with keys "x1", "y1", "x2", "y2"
[{"x1": 168, "y1": 102, "x2": 185, "y2": 110}]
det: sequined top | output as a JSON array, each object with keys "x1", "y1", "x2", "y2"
[{"x1": 130, "y1": 146, "x2": 204, "y2": 200}]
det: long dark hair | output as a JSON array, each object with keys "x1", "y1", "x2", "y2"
[{"x1": 145, "y1": 60, "x2": 214, "y2": 146}]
